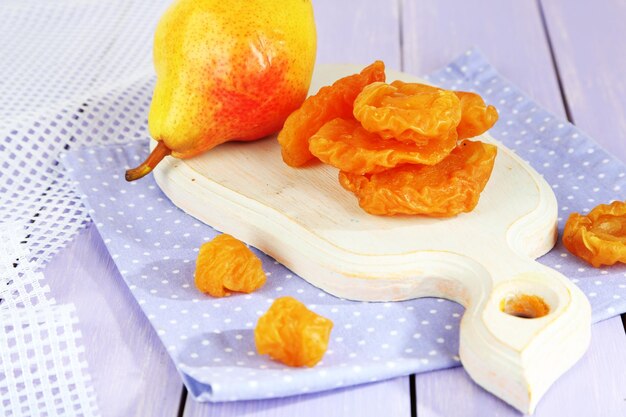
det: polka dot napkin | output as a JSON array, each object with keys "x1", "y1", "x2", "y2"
[{"x1": 61, "y1": 50, "x2": 626, "y2": 402}]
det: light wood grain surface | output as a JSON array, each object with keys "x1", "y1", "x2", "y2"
[
  {"x1": 542, "y1": 0, "x2": 626, "y2": 157},
  {"x1": 183, "y1": 377, "x2": 411, "y2": 417},
  {"x1": 44, "y1": 225, "x2": 183, "y2": 417},
  {"x1": 415, "y1": 317, "x2": 626, "y2": 417},
  {"x1": 401, "y1": 0, "x2": 565, "y2": 117},
  {"x1": 40, "y1": 0, "x2": 626, "y2": 416}
]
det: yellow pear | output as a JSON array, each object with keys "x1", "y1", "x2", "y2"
[{"x1": 126, "y1": 0, "x2": 316, "y2": 181}]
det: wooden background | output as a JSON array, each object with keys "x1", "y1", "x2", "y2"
[{"x1": 43, "y1": 0, "x2": 626, "y2": 415}]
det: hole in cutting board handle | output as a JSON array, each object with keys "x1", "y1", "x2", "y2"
[{"x1": 500, "y1": 293, "x2": 550, "y2": 319}]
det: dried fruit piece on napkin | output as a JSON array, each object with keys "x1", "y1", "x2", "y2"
[
  {"x1": 255, "y1": 297, "x2": 333, "y2": 367},
  {"x1": 563, "y1": 201, "x2": 626, "y2": 267},
  {"x1": 195, "y1": 234, "x2": 266, "y2": 297}
]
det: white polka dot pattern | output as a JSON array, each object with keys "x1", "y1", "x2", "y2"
[{"x1": 60, "y1": 49, "x2": 626, "y2": 402}]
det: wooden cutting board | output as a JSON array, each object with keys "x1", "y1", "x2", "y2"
[{"x1": 152, "y1": 65, "x2": 591, "y2": 414}]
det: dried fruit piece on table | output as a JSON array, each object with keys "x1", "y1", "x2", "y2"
[
  {"x1": 194, "y1": 234, "x2": 266, "y2": 297},
  {"x1": 562, "y1": 201, "x2": 626, "y2": 267},
  {"x1": 455, "y1": 91, "x2": 499, "y2": 139},
  {"x1": 255, "y1": 296, "x2": 333, "y2": 367},
  {"x1": 339, "y1": 140, "x2": 498, "y2": 216},
  {"x1": 277, "y1": 61, "x2": 386, "y2": 167},
  {"x1": 309, "y1": 118, "x2": 454, "y2": 174},
  {"x1": 353, "y1": 80, "x2": 461, "y2": 149}
]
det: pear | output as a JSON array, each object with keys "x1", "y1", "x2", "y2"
[{"x1": 126, "y1": 0, "x2": 317, "y2": 181}]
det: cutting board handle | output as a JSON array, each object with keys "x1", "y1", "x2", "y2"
[{"x1": 459, "y1": 260, "x2": 591, "y2": 414}]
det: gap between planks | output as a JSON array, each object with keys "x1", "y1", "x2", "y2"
[{"x1": 536, "y1": 0, "x2": 575, "y2": 124}]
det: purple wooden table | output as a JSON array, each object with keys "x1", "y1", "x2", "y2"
[{"x1": 43, "y1": 1, "x2": 626, "y2": 415}]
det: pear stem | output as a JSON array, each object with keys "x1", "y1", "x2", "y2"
[{"x1": 125, "y1": 141, "x2": 172, "y2": 182}]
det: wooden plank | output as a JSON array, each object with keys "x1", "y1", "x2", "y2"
[
  {"x1": 402, "y1": 1, "x2": 626, "y2": 415},
  {"x1": 414, "y1": 317, "x2": 626, "y2": 416},
  {"x1": 315, "y1": 0, "x2": 401, "y2": 68},
  {"x1": 401, "y1": 0, "x2": 566, "y2": 117},
  {"x1": 184, "y1": 0, "x2": 411, "y2": 415},
  {"x1": 540, "y1": 0, "x2": 626, "y2": 162},
  {"x1": 43, "y1": 225, "x2": 183, "y2": 417},
  {"x1": 184, "y1": 378, "x2": 411, "y2": 417},
  {"x1": 539, "y1": 3, "x2": 626, "y2": 413}
]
